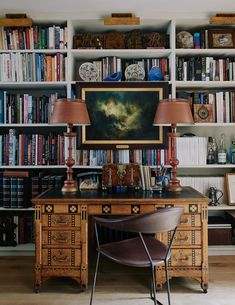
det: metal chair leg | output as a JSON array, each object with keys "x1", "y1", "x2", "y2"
[
  {"x1": 90, "y1": 251, "x2": 100, "y2": 305},
  {"x1": 150, "y1": 266, "x2": 164, "y2": 305},
  {"x1": 164, "y1": 260, "x2": 171, "y2": 305}
]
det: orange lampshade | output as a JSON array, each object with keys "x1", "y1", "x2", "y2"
[
  {"x1": 50, "y1": 98, "x2": 90, "y2": 125},
  {"x1": 153, "y1": 99, "x2": 194, "y2": 125}
]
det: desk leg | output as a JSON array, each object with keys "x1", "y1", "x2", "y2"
[
  {"x1": 34, "y1": 205, "x2": 42, "y2": 292},
  {"x1": 81, "y1": 205, "x2": 88, "y2": 288}
]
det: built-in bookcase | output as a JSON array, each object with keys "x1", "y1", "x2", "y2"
[{"x1": 1, "y1": 17, "x2": 235, "y2": 255}]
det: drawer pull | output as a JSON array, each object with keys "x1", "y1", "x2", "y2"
[
  {"x1": 172, "y1": 255, "x2": 189, "y2": 262},
  {"x1": 52, "y1": 255, "x2": 70, "y2": 262},
  {"x1": 52, "y1": 234, "x2": 68, "y2": 243},
  {"x1": 180, "y1": 218, "x2": 189, "y2": 224},
  {"x1": 175, "y1": 236, "x2": 189, "y2": 242},
  {"x1": 52, "y1": 217, "x2": 70, "y2": 225}
]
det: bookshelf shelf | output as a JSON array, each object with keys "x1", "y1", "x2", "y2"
[
  {"x1": 175, "y1": 81, "x2": 235, "y2": 88},
  {"x1": 0, "y1": 207, "x2": 34, "y2": 211}
]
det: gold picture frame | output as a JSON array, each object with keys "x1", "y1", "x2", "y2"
[
  {"x1": 208, "y1": 29, "x2": 235, "y2": 48},
  {"x1": 76, "y1": 82, "x2": 169, "y2": 149},
  {"x1": 225, "y1": 173, "x2": 235, "y2": 205}
]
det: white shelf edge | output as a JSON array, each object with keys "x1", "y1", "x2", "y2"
[
  {"x1": 0, "y1": 124, "x2": 67, "y2": 127},
  {"x1": 0, "y1": 81, "x2": 68, "y2": 87},
  {"x1": 175, "y1": 81, "x2": 235, "y2": 88},
  {"x1": 0, "y1": 207, "x2": 34, "y2": 211},
  {"x1": 0, "y1": 49, "x2": 67, "y2": 53},
  {"x1": 208, "y1": 204, "x2": 235, "y2": 210},
  {"x1": 208, "y1": 245, "x2": 235, "y2": 256},
  {"x1": 0, "y1": 244, "x2": 35, "y2": 256},
  {"x1": 0, "y1": 165, "x2": 66, "y2": 169}
]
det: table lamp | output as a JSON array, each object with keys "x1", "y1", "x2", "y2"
[
  {"x1": 153, "y1": 99, "x2": 194, "y2": 192},
  {"x1": 50, "y1": 99, "x2": 90, "y2": 193}
]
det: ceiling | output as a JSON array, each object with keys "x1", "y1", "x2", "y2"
[{"x1": 0, "y1": 0, "x2": 234, "y2": 19}]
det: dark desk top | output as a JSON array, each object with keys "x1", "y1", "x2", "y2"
[{"x1": 33, "y1": 186, "x2": 209, "y2": 203}]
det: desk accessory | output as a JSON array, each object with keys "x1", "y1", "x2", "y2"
[
  {"x1": 153, "y1": 99, "x2": 194, "y2": 192},
  {"x1": 50, "y1": 99, "x2": 90, "y2": 193}
]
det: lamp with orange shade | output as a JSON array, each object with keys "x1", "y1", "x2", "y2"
[
  {"x1": 50, "y1": 99, "x2": 90, "y2": 193},
  {"x1": 153, "y1": 99, "x2": 194, "y2": 192}
]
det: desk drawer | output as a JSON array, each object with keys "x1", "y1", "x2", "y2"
[
  {"x1": 42, "y1": 230, "x2": 81, "y2": 246},
  {"x1": 42, "y1": 248, "x2": 81, "y2": 267},
  {"x1": 179, "y1": 214, "x2": 201, "y2": 228},
  {"x1": 162, "y1": 230, "x2": 201, "y2": 246},
  {"x1": 42, "y1": 214, "x2": 81, "y2": 227},
  {"x1": 169, "y1": 249, "x2": 201, "y2": 267}
]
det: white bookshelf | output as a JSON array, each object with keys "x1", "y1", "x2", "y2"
[{"x1": 0, "y1": 16, "x2": 235, "y2": 255}]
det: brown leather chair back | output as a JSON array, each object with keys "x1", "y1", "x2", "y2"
[{"x1": 95, "y1": 207, "x2": 184, "y2": 234}]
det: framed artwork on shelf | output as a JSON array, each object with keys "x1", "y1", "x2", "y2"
[
  {"x1": 225, "y1": 173, "x2": 235, "y2": 205},
  {"x1": 208, "y1": 29, "x2": 235, "y2": 48},
  {"x1": 76, "y1": 81, "x2": 169, "y2": 149}
]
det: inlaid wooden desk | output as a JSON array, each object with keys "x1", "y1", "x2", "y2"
[{"x1": 32, "y1": 186, "x2": 209, "y2": 293}]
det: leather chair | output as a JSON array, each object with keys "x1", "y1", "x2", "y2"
[{"x1": 89, "y1": 206, "x2": 184, "y2": 305}]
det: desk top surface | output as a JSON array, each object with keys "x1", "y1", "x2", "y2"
[{"x1": 33, "y1": 186, "x2": 209, "y2": 203}]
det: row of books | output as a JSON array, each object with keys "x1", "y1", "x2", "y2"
[
  {"x1": 0, "y1": 176, "x2": 29, "y2": 208},
  {"x1": 176, "y1": 137, "x2": 208, "y2": 165},
  {"x1": 76, "y1": 148, "x2": 169, "y2": 166},
  {"x1": 0, "y1": 52, "x2": 67, "y2": 82},
  {"x1": 0, "y1": 172, "x2": 64, "y2": 208},
  {"x1": 76, "y1": 57, "x2": 169, "y2": 81},
  {"x1": 176, "y1": 56, "x2": 235, "y2": 81},
  {"x1": 177, "y1": 90, "x2": 235, "y2": 123},
  {"x1": 0, "y1": 131, "x2": 66, "y2": 166},
  {"x1": 0, "y1": 215, "x2": 34, "y2": 246},
  {"x1": 179, "y1": 176, "x2": 225, "y2": 204},
  {"x1": 0, "y1": 25, "x2": 68, "y2": 50},
  {"x1": 0, "y1": 92, "x2": 58, "y2": 124}
]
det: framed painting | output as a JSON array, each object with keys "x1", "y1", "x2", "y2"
[
  {"x1": 208, "y1": 29, "x2": 235, "y2": 48},
  {"x1": 225, "y1": 173, "x2": 235, "y2": 205},
  {"x1": 76, "y1": 81, "x2": 169, "y2": 149}
]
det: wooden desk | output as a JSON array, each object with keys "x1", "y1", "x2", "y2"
[{"x1": 32, "y1": 186, "x2": 209, "y2": 292}]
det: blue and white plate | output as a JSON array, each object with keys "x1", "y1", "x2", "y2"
[
  {"x1": 79, "y1": 62, "x2": 99, "y2": 81},
  {"x1": 125, "y1": 64, "x2": 145, "y2": 81}
]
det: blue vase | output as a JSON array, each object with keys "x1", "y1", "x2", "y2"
[
  {"x1": 148, "y1": 66, "x2": 163, "y2": 81},
  {"x1": 103, "y1": 71, "x2": 122, "y2": 81}
]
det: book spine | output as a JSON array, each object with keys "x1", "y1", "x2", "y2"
[
  {"x1": 10, "y1": 177, "x2": 18, "y2": 208},
  {"x1": 17, "y1": 178, "x2": 25, "y2": 208},
  {"x1": 3, "y1": 177, "x2": 11, "y2": 208}
]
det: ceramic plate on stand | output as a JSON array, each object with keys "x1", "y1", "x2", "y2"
[
  {"x1": 79, "y1": 62, "x2": 99, "y2": 81},
  {"x1": 125, "y1": 64, "x2": 145, "y2": 81}
]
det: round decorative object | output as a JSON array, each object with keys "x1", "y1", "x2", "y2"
[
  {"x1": 124, "y1": 64, "x2": 145, "y2": 81},
  {"x1": 176, "y1": 31, "x2": 194, "y2": 48},
  {"x1": 198, "y1": 105, "x2": 209, "y2": 120},
  {"x1": 103, "y1": 71, "x2": 122, "y2": 81},
  {"x1": 148, "y1": 66, "x2": 163, "y2": 81},
  {"x1": 79, "y1": 62, "x2": 99, "y2": 81}
]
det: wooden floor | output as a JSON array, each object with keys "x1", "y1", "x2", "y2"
[{"x1": 0, "y1": 256, "x2": 235, "y2": 305}]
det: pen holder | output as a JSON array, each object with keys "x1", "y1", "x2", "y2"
[{"x1": 155, "y1": 175, "x2": 169, "y2": 192}]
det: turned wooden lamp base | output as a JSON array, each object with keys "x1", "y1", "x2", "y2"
[
  {"x1": 61, "y1": 180, "x2": 78, "y2": 193},
  {"x1": 167, "y1": 130, "x2": 182, "y2": 192}
]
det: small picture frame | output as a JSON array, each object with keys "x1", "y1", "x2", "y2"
[
  {"x1": 208, "y1": 29, "x2": 235, "y2": 48},
  {"x1": 225, "y1": 173, "x2": 235, "y2": 205}
]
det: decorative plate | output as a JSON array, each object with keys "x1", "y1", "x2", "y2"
[
  {"x1": 176, "y1": 31, "x2": 194, "y2": 48},
  {"x1": 124, "y1": 64, "x2": 145, "y2": 81},
  {"x1": 79, "y1": 62, "x2": 99, "y2": 81}
]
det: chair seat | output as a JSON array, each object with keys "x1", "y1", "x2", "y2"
[{"x1": 99, "y1": 236, "x2": 168, "y2": 267}]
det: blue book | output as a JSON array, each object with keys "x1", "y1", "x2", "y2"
[{"x1": 194, "y1": 32, "x2": 200, "y2": 49}]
